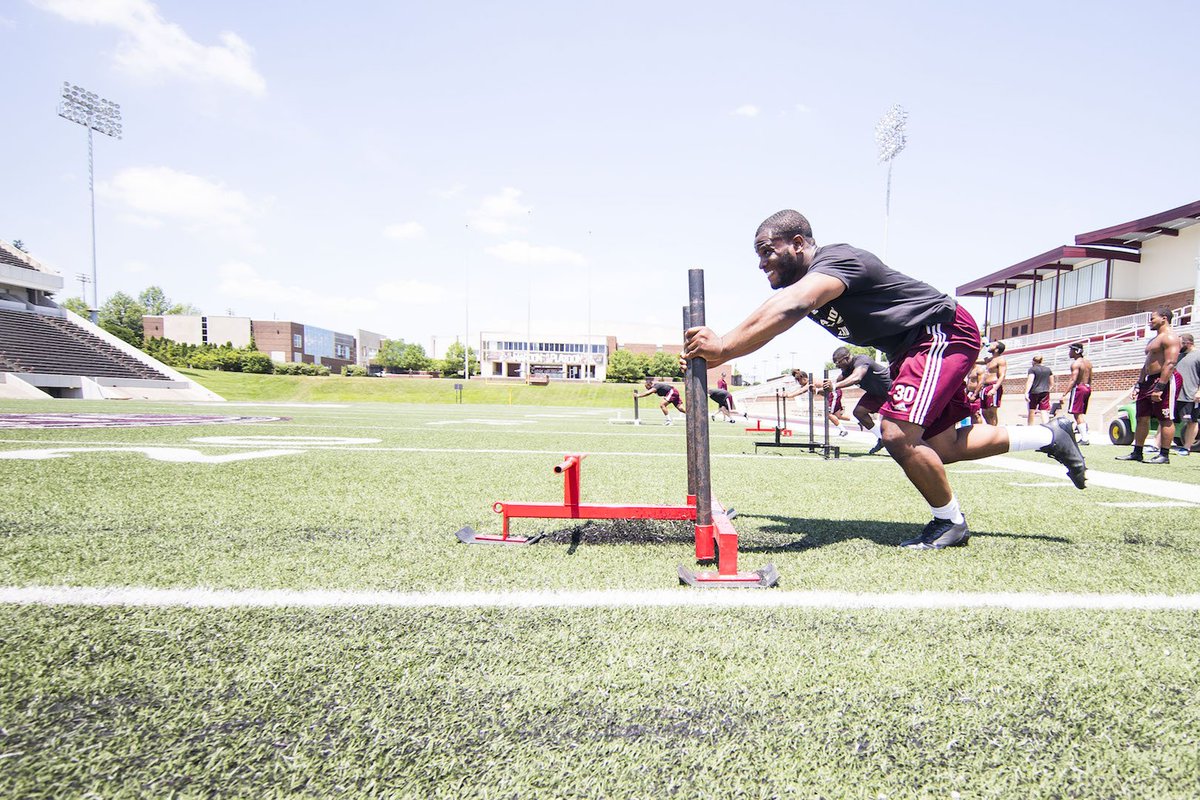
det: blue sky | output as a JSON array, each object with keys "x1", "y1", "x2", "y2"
[{"x1": 3, "y1": 0, "x2": 1198, "y2": 380}]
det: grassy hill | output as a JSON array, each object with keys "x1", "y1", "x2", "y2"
[{"x1": 179, "y1": 368, "x2": 652, "y2": 407}]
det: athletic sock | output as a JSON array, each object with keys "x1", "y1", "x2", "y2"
[
  {"x1": 930, "y1": 496, "x2": 965, "y2": 525},
  {"x1": 1078, "y1": 422, "x2": 1089, "y2": 438},
  {"x1": 1132, "y1": 445, "x2": 1144, "y2": 458},
  {"x1": 1006, "y1": 425, "x2": 1053, "y2": 452}
]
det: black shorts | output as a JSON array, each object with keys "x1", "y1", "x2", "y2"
[{"x1": 1176, "y1": 400, "x2": 1198, "y2": 424}]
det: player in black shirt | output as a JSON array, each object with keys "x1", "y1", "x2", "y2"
[{"x1": 682, "y1": 209, "x2": 1086, "y2": 550}]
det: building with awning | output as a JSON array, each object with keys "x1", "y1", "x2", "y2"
[{"x1": 957, "y1": 200, "x2": 1200, "y2": 342}]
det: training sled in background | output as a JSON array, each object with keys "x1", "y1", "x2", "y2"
[
  {"x1": 455, "y1": 269, "x2": 779, "y2": 588},
  {"x1": 753, "y1": 379, "x2": 840, "y2": 459}
]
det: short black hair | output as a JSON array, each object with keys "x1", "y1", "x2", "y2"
[
  {"x1": 1069, "y1": 342, "x2": 1084, "y2": 353},
  {"x1": 1155, "y1": 305, "x2": 1173, "y2": 323},
  {"x1": 832, "y1": 346, "x2": 851, "y2": 360},
  {"x1": 757, "y1": 210, "x2": 814, "y2": 241},
  {"x1": 991, "y1": 340, "x2": 1006, "y2": 354},
  {"x1": 791, "y1": 369, "x2": 809, "y2": 381}
]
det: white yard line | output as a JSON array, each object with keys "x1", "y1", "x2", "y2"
[
  {"x1": 982, "y1": 455, "x2": 1200, "y2": 504},
  {"x1": 3, "y1": 585, "x2": 1199, "y2": 610}
]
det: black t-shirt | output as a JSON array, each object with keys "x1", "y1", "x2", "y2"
[
  {"x1": 844, "y1": 354, "x2": 892, "y2": 396},
  {"x1": 1027, "y1": 364, "x2": 1052, "y2": 394},
  {"x1": 806, "y1": 244, "x2": 957, "y2": 358},
  {"x1": 652, "y1": 383, "x2": 674, "y2": 397}
]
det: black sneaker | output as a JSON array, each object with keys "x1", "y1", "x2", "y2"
[
  {"x1": 868, "y1": 440, "x2": 886, "y2": 455},
  {"x1": 1038, "y1": 417, "x2": 1086, "y2": 489},
  {"x1": 1114, "y1": 452, "x2": 1143, "y2": 462},
  {"x1": 1147, "y1": 454, "x2": 1170, "y2": 465},
  {"x1": 900, "y1": 517, "x2": 970, "y2": 549}
]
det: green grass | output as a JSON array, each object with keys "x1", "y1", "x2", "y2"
[
  {"x1": 179, "y1": 368, "x2": 652, "y2": 407},
  {"x1": 2, "y1": 398, "x2": 1200, "y2": 797}
]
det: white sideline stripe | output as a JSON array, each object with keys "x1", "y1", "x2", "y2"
[
  {"x1": 1008, "y1": 481, "x2": 1074, "y2": 488},
  {"x1": 3, "y1": 585, "x2": 1200, "y2": 610},
  {"x1": 983, "y1": 455, "x2": 1200, "y2": 504},
  {"x1": 1100, "y1": 501, "x2": 1199, "y2": 508}
]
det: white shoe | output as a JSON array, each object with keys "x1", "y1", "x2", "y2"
[
  {"x1": 664, "y1": 419, "x2": 672, "y2": 426},
  {"x1": 837, "y1": 429, "x2": 849, "y2": 437}
]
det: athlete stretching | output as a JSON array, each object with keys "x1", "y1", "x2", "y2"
[{"x1": 682, "y1": 209, "x2": 1086, "y2": 550}]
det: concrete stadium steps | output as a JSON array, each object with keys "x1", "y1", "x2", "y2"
[{"x1": 0, "y1": 308, "x2": 172, "y2": 381}]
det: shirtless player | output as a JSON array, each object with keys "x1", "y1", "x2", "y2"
[
  {"x1": 980, "y1": 341, "x2": 1007, "y2": 425},
  {"x1": 1060, "y1": 342, "x2": 1094, "y2": 445},
  {"x1": 1116, "y1": 306, "x2": 1181, "y2": 464}
]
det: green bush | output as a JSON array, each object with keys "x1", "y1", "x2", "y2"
[
  {"x1": 342, "y1": 364, "x2": 369, "y2": 377},
  {"x1": 240, "y1": 352, "x2": 274, "y2": 374}
]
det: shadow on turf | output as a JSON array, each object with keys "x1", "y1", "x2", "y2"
[
  {"x1": 729, "y1": 513, "x2": 1071, "y2": 551},
  {"x1": 528, "y1": 514, "x2": 1070, "y2": 553}
]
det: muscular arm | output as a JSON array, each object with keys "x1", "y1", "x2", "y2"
[
  {"x1": 1159, "y1": 338, "x2": 1181, "y2": 384},
  {"x1": 995, "y1": 358, "x2": 1008, "y2": 386},
  {"x1": 682, "y1": 272, "x2": 846, "y2": 369},
  {"x1": 1062, "y1": 361, "x2": 1081, "y2": 396},
  {"x1": 834, "y1": 365, "x2": 868, "y2": 390}
]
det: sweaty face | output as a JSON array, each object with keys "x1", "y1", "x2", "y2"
[
  {"x1": 754, "y1": 233, "x2": 804, "y2": 289},
  {"x1": 833, "y1": 353, "x2": 852, "y2": 372}
]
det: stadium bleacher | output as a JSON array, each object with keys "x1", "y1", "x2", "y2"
[{"x1": 0, "y1": 308, "x2": 172, "y2": 382}]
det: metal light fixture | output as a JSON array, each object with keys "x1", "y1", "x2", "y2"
[
  {"x1": 874, "y1": 104, "x2": 908, "y2": 262},
  {"x1": 58, "y1": 81, "x2": 122, "y2": 317}
]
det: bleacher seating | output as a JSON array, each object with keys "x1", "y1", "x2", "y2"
[
  {"x1": 0, "y1": 308, "x2": 171, "y2": 381},
  {"x1": 0, "y1": 248, "x2": 35, "y2": 270}
]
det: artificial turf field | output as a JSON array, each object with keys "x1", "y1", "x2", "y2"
[{"x1": 2, "y1": 396, "x2": 1199, "y2": 798}]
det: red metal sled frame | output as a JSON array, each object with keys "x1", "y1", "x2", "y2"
[{"x1": 462, "y1": 453, "x2": 770, "y2": 585}]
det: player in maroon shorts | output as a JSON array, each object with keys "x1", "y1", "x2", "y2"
[
  {"x1": 1060, "y1": 342, "x2": 1093, "y2": 445},
  {"x1": 635, "y1": 378, "x2": 686, "y2": 425},
  {"x1": 682, "y1": 209, "x2": 1086, "y2": 550}
]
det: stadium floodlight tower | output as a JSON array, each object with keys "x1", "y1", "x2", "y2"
[
  {"x1": 874, "y1": 104, "x2": 908, "y2": 261},
  {"x1": 57, "y1": 82, "x2": 122, "y2": 319}
]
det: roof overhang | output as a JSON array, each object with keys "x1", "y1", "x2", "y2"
[
  {"x1": 956, "y1": 246, "x2": 1139, "y2": 298},
  {"x1": 1074, "y1": 199, "x2": 1200, "y2": 248}
]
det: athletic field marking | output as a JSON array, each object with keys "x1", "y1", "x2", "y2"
[
  {"x1": 4, "y1": 585, "x2": 1200, "y2": 611},
  {"x1": 1009, "y1": 481, "x2": 1074, "y2": 488},
  {"x1": 1100, "y1": 501, "x2": 1199, "y2": 508},
  {"x1": 0, "y1": 413, "x2": 285, "y2": 429},
  {"x1": 426, "y1": 419, "x2": 529, "y2": 426},
  {"x1": 0, "y1": 447, "x2": 302, "y2": 464},
  {"x1": 948, "y1": 468, "x2": 1012, "y2": 474},
  {"x1": 190, "y1": 435, "x2": 380, "y2": 446},
  {"x1": 984, "y1": 455, "x2": 1200, "y2": 505}
]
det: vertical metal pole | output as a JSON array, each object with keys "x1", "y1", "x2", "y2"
[
  {"x1": 683, "y1": 305, "x2": 697, "y2": 498},
  {"x1": 687, "y1": 271, "x2": 712, "y2": 529},
  {"x1": 808, "y1": 374, "x2": 815, "y2": 444},
  {"x1": 633, "y1": 392, "x2": 639, "y2": 424},
  {"x1": 823, "y1": 368, "x2": 832, "y2": 458},
  {"x1": 87, "y1": 124, "x2": 99, "y2": 317}
]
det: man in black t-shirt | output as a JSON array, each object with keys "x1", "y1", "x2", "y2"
[
  {"x1": 682, "y1": 209, "x2": 1086, "y2": 550},
  {"x1": 1024, "y1": 354, "x2": 1054, "y2": 426},
  {"x1": 827, "y1": 346, "x2": 892, "y2": 454},
  {"x1": 634, "y1": 378, "x2": 686, "y2": 425}
]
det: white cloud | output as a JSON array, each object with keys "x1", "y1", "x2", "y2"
[
  {"x1": 469, "y1": 187, "x2": 531, "y2": 235},
  {"x1": 121, "y1": 259, "x2": 150, "y2": 274},
  {"x1": 733, "y1": 104, "x2": 760, "y2": 117},
  {"x1": 217, "y1": 263, "x2": 447, "y2": 320},
  {"x1": 485, "y1": 240, "x2": 586, "y2": 267},
  {"x1": 434, "y1": 184, "x2": 465, "y2": 200},
  {"x1": 34, "y1": 0, "x2": 266, "y2": 95},
  {"x1": 101, "y1": 166, "x2": 256, "y2": 234},
  {"x1": 382, "y1": 221, "x2": 425, "y2": 240}
]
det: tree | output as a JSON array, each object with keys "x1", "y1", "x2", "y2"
[
  {"x1": 605, "y1": 350, "x2": 651, "y2": 383},
  {"x1": 12, "y1": 240, "x2": 27, "y2": 252},
  {"x1": 372, "y1": 339, "x2": 433, "y2": 373},
  {"x1": 98, "y1": 291, "x2": 147, "y2": 342},
  {"x1": 648, "y1": 351, "x2": 683, "y2": 380},
  {"x1": 400, "y1": 343, "x2": 433, "y2": 373},
  {"x1": 440, "y1": 341, "x2": 478, "y2": 378},
  {"x1": 60, "y1": 297, "x2": 90, "y2": 317},
  {"x1": 138, "y1": 285, "x2": 201, "y2": 316}
]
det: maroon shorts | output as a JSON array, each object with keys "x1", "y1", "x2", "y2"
[
  {"x1": 880, "y1": 304, "x2": 980, "y2": 439},
  {"x1": 665, "y1": 388, "x2": 682, "y2": 406},
  {"x1": 980, "y1": 383, "x2": 1003, "y2": 410},
  {"x1": 855, "y1": 392, "x2": 887, "y2": 415},
  {"x1": 968, "y1": 395, "x2": 982, "y2": 415},
  {"x1": 1067, "y1": 384, "x2": 1091, "y2": 415},
  {"x1": 827, "y1": 388, "x2": 843, "y2": 414},
  {"x1": 1135, "y1": 373, "x2": 1181, "y2": 422},
  {"x1": 1028, "y1": 391, "x2": 1050, "y2": 411}
]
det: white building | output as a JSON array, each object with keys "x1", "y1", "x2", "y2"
[{"x1": 479, "y1": 332, "x2": 609, "y2": 381}]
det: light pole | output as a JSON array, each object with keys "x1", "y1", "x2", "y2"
[
  {"x1": 57, "y1": 82, "x2": 122, "y2": 320},
  {"x1": 874, "y1": 104, "x2": 908, "y2": 262},
  {"x1": 75, "y1": 272, "x2": 91, "y2": 301}
]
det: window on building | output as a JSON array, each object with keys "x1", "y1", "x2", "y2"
[{"x1": 293, "y1": 334, "x2": 302, "y2": 348}]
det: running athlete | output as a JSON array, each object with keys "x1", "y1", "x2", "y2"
[
  {"x1": 827, "y1": 346, "x2": 892, "y2": 453},
  {"x1": 785, "y1": 369, "x2": 847, "y2": 435},
  {"x1": 635, "y1": 378, "x2": 687, "y2": 425},
  {"x1": 1116, "y1": 306, "x2": 1181, "y2": 464},
  {"x1": 1060, "y1": 342, "x2": 1093, "y2": 445},
  {"x1": 681, "y1": 209, "x2": 1086, "y2": 550},
  {"x1": 707, "y1": 387, "x2": 740, "y2": 423}
]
